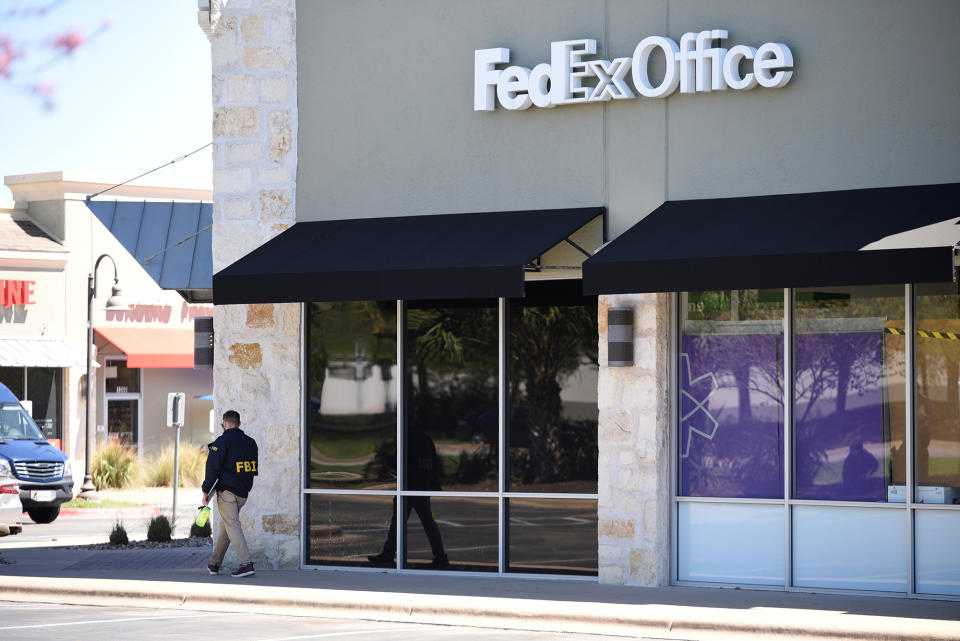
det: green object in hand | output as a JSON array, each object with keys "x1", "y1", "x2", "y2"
[{"x1": 195, "y1": 505, "x2": 211, "y2": 527}]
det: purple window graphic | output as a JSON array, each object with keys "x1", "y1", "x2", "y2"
[
  {"x1": 794, "y1": 332, "x2": 887, "y2": 502},
  {"x1": 680, "y1": 334, "x2": 783, "y2": 498},
  {"x1": 680, "y1": 330, "x2": 890, "y2": 501}
]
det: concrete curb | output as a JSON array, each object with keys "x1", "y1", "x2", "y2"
[{"x1": 0, "y1": 577, "x2": 957, "y2": 640}]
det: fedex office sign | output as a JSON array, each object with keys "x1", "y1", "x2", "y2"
[{"x1": 474, "y1": 31, "x2": 793, "y2": 111}]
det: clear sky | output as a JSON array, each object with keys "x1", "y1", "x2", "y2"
[{"x1": 0, "y1": 0, "x2": 212, "y2": 199}]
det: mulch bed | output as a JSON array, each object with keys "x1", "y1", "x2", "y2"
[{"x1": 66, "y1": 535, "x2": 213, "y2": 551}]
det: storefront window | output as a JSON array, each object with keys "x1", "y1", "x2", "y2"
[
  {"x1": 0, "y1": 367, "x2": 62, "y2": 441},
  {"x1": 792, "y1": 504, "x2": 906, "y2": 591},
  {"x1": 27, "y1": 368, "x2": 61, "y2": 441},
  {"x1": 105, "y1": 359, "x2": 140, "y2": 393},
  {"x1": 678, "y1": 283, "x2": 959, "y2": 594},
  {"x1": 306, "y1": 494, "x2": 395, "y2": 567},
  {"x1": 0, "y1": 367, "x2": 24, "y2": 398},
  {"x1": 679, "y1": 290, "x2": 784, "y2": 498},
  {"x1": 107, "y1": 399, "x2": 138, "y2": 448},
  {"x1": 507, "y1": 498, "x2": 598, "y2": 576},
  {"x1": 678, "y1": 502, "x2": 784, "y2": 585},
  {"x1": 794, "y1": 285, "x2": 905, "y2": 502},
  {"x1": 404, "y1": 496, "x2": 498, "y2": 572},
  {"x1": 305, "y1": 297, "x2": 596, "y2": 576},
  {"x1": 509, "y1": 300, "x2": 598, "y2": 493},
  {"x1": 915, "y1": 283, "x2": 960, "y2": 502},
  {"x1": 915, "y1": 510, "x2": 960, "y2": 595},
  {"x1": 406, "y1": 301, "x2": 498, "y2": 492},
  {"x1": 307, "y1": 301, "x2": 397, "y2": 490}
]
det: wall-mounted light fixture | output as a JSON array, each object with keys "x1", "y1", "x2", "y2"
[
  {"x1": 608, "y1": 307, "x2": 633, "y2": 367},
  {"x1": 194, "y1": 317, "x2": 214, "y2": 370}
]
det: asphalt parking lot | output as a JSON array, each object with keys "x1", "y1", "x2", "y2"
[{"x1": 0, "y1": 602, "x2": 641, "y2": 641}]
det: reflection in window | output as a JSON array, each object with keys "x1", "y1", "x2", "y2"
[
  {"x1": 509, "y1": 301, "x2": 598, "y2": 493},
  {"x1": 679, "y1": 290, "x2": 784, "y2": 498},
  {"x1": 307, "y1": 494, "x2": 395, "y2": 567},
  {"x1": 106, "y1": 399, "x2": 138, "y2": 447},
  {"x1": 105, "y1": 359, "x2": 139, "y2": 393},
  {"x1": 507, "y1": 498, "x2": 597, "y2": 576},
  {"x1": 407, "y1": 302, "x2": 497, "y2": 492},
  {"x1": 27, "y1": 368, "x2": 61, "y2": 441},
  {"x1": 794, "y1": 285, "x2": 905, "y2": 502},
  {"x1": 916, "y1": 283, "x2": 960, "y2": 503},
  {"x1": 404, "y1": 496, "x2": 498, "y2": 572},
  {"x1": 308, "y1": 301, "x2": 397, "y2": 490}
]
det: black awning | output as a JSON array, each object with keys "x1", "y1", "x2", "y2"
[
  {"x1": 213, "y1": 207, "x2": 603, "y2": 304},
  {"x1": 583, "y1": 183, "x2": 960, "y2": 294}
]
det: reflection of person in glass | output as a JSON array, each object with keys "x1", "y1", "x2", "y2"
[
  {"x1": 368, "y1": 428, "x2": 449, "y2": 569},
  {"x1": 842, "y1": 440, "x2": 879, "y2": 498}
]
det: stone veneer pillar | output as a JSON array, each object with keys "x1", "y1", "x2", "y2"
[
  {"x1": 597, "y1": 293, "x2": 672, "y2": 585},
  {"x1": 201, "y1": 0, "x2": 301, "y2": 568}
]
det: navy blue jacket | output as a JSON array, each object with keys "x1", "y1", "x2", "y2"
[{"x1": 202, "y1": 427, "x2": 259, "y2": 498}]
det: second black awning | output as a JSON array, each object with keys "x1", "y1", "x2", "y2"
[
  {"x1": 214, "y1": 207, "x2": 603, "y2": 304},
  {"x1": 583, "y1": 183, "x2": 960, "y2": 294}
]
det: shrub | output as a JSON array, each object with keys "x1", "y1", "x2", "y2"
[
  {"x1": 92, "y1": 444, "x2": 140, "y2": 490},
  {"x1": 109, "y1": 521, "x2": 129, "y2": 545},
  {"x1": 142, "y1": 445, "x2": 207, "y2": 487},
  {"x1": 190, "y1": 519, "x2": 211, "y2": 538},
  {"x1": 146, "y1": 515, "x2": 173, "y2": 543},
  {"x1": 453, "y1": 447, "x2": 495, "y2": 485}
]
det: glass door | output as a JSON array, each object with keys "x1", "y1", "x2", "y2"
[{"x1": 106, "y1": 398, "x2": 140, "y2": 453}]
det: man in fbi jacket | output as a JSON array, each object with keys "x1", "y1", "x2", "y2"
[{"x1": 203, "y1": 409, "x2": 259, "y2": 578}]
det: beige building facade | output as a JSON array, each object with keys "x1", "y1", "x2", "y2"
[{"x1": 2, "y1": 173, "x2": 215, "y2": 474}]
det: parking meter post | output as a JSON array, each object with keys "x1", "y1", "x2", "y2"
[
  {"x1": 172, "y1": 423, "x2": 180, "y2": 530},
  {"x1": 166, "y1": 392, "x2": 185, "y2": 531}
]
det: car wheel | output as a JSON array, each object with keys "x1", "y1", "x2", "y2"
[{"x1": 27, "y1": 506, "x2": 60, "y2": 524}]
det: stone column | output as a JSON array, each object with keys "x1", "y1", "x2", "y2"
[
  {"x1": 203, "y1": 0, "x2": 301, "y2": 569},
  {"x1": 597, "y1": 293, "x2": 672, "y2": 586}
]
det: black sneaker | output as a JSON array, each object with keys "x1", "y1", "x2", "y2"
[
  {"x1": 430, "y1": 554, "x2": 450, "y2": 570},
  {"x1": 367, "y1": 552, "x2": 393, "y2": 567},
  {"x1": 207, "y1": 563, "x2": 219, "y2": 575},
  {"x1": 231, "y1": 562, "x2": 255, "y2": 578}
]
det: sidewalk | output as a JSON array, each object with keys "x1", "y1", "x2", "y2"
[{"x1": 0, "y1": 546, "x2": 958, "y2": 640}]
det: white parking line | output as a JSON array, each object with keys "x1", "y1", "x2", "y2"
[
  {"x1": 562, "y1": 517, "x2": 593, "y2": 524},
  {"x1": 258, "y1": 628, "x2": 417, "y2": 641},
  {"x1": 434, "y1": 519, "x2": 464, "y2": 528},
  {"x1": 0, "y1": 612, "x2": 237, "y2": 630}
]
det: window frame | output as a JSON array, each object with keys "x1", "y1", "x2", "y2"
[
  {"x1": 672, "y1": 285, "x2": 960, "y2": 600},
  {"x1": 302, "y1": 298, "x2": 600, "y2": 579}
]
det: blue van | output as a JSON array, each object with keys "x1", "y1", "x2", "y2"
[{"x1": 0, "y1": 383, "x2": 73, "y2": 523}]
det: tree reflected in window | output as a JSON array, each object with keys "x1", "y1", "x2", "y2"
[{"x1": 509, "y1": 301, "x2": 598, "y2": 493}]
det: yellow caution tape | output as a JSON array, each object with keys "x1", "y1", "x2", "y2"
[{"x1": 885, "y1": 327, "x2": 960, "y2": 340}]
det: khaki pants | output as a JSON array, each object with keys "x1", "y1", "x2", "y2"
[{"x1": 210, "y1": 490, "x2": 250, "y2": 566}]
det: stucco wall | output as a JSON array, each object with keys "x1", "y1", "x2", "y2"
[
  {"x1": 297, "y1": 0, "x2": 960, "y2": 238},
  {"x1": 0, "y1": 267, "x2": 67, "y2": 335}
]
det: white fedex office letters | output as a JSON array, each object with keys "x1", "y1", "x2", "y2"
[{"x1": 474, "y1": 30, "x2": 794, "y2": 111}]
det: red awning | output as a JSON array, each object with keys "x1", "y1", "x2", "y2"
[{"x1": 94, "y1": 327, "x2": 194, "y2": 368}]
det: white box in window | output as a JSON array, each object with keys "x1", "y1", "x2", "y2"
[
  {"x1": 887, "y1": 485, "x2": 907, "y2": 503},
  {"x1": 917, "y1": 486, "x2": 957, "y2": 504}
]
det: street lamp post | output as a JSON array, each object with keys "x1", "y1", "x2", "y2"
[{"x1": 78, "y1": 254, "x2": 130, "y2": 500}]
